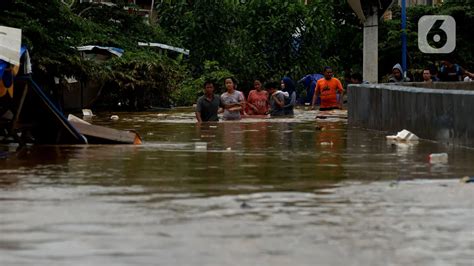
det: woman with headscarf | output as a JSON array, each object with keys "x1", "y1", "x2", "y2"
[{"x1": 281, "y1": 76, "x2": 296, "y2": 116}]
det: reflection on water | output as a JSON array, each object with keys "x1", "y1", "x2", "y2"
[{"x1": 1, "y1": 108, "x2": 473, "y2": 265}]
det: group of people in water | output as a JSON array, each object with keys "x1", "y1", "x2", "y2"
[
  {"x1": 195, "y1": 66, "x2": 344, "y2": 122},
  {"x1": 196, "y1": 58, "x2": 474, "y2": 122}
]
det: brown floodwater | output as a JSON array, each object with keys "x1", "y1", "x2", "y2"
[{"x1": 1, "y1": 108, "x2": 473, "y2": 265}]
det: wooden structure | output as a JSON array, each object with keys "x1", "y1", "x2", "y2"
[
  {"x1": 1, "y1": 56, "x2": 141, "y2": 146},
  {"x1": 1, "y1": 77, "x2": 87, "y2": 145},
  {"x1": 68, "y1": 115, "x2": 142, "y2": 144}
]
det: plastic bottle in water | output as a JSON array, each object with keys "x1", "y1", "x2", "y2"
[
  {"x1": 194, "y1": 142, "x2": 207, "y2": 150},
  {"x1": 429, "y1": 153, "x2": 448, "y2": 164}
]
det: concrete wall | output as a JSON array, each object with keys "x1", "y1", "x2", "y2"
[
  {"x1": 348, "y1": 83, "x2": 474, "y2": 147},
  {"x1": 394, "y1": 82, "x2": 474, "y2": 91}
]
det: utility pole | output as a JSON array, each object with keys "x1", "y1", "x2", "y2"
[
  {"x1": 401, "y1": 0, "x2": 407, "y2": 78},
  {"x1": 348, "y1": 0, "x2": 395, "y2": 83},
  {"x1": 363, "y1": 7, "x2": 378, "y2": 83}
]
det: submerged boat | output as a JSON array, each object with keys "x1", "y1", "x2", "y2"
[{"x1": 68, "y1": 115, "x2": 142, "y2": 145}]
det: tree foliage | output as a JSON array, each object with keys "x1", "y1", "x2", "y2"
[
  {"x1": 1, "y1": 0, "x2": 471, "y2": 108},
  {"x1": 0, "y1": 0, "x2": 185, "y2": 109},
  {"x1": 379, "y1": 1, "x2": 474, "y2": 80}
]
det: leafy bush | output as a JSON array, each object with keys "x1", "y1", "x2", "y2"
[
  {"x1": 379, "y1": 1, "x2": 473, "y2": 80},
  {"x1": 1, "y1": 0, "x2": 471, "y2": 109},
  {"x1": 172, "y1": 61, "x2": 233, "y2": 106}
]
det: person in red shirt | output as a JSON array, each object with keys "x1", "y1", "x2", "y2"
[
  {"x1": 311, "y1": 66, "x2": 344, "y2": 111},
  {"x1": 246, "y1": 79, "x2": 269, "y2": 115}
]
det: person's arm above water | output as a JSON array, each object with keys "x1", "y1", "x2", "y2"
[
  {"x1": 272, "y1": 92, "x2": 285, "y2": 108},
  {"x1": 337, "y1": 79, "x2": 344, "y2": 108},
  {"x1": 221, "y1": 94, "x2": 238, "y2": 109},
  {"x1": 247, "y1": 102, "x2": 257, "y2": 113},
  {"x1": 195, "y1": 98, "x2": 203, "y2": 123},
  {"x1": 218, "y1": 97, "x2": 224, "y2": 113},
  {"x1": 195, "y1": 112, "x2": 202, "y2": 123},
  {"x1": 286, "y1": 91, "x2": 296, "y2": 108},
  {"x1": 247, "y1": 91, "x2": 258, "y2": 113},
  {"x1": 311, "y1": 82, "x2": 320, "y2": 110},
  {"x1": 239, "y1": 91, "x2": 246, "y2": 113}
]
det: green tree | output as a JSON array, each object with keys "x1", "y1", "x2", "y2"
[{"x1": 379, "y1": 1, "x2": 473, "y2": 80}]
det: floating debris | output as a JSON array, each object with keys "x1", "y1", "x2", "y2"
[
  {"x1": 460, "y1": 176, "x2": 474, "y2": 183},
  {"x1": 194, "y1": 142, "x2": 207, "y2": 150},
  {"x1": 320, "y1": 142, "x2": 334, "y2": 146},
  {"x1": 386, "y1": 129, "x2": 419, "y2": 142},
  {"x1": 429, "y1": 153, "x2": 448, "y2": 164},
  {"x1": 82, "y1": 109, "x2": 93, "y2": 117},
  {"x1": 240, "y1": 201, "x2": 252, "y2": 209}
]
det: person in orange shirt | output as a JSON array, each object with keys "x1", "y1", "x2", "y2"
[
  {"x1": 246, "y1": 79, "x2": 269, "y2": 115},
  {"x1": 311, "y1": 66, "x2": 344, "y2": 111}
]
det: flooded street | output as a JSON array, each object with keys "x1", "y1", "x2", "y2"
[{"x1": 1, "y1": 109, "x2": 473, "y2": 265}]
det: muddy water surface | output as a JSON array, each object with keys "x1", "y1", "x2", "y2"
[{"x1": 1, "y1": 108, "x2": 473, "y2": 265}]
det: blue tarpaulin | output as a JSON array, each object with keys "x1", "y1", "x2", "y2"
[
  {"x1": 299, "y1": 73, "x2": 324, "y2": 104},
  {"x1": 0, "y1": 45, "x2": 27, "y2": 79}
]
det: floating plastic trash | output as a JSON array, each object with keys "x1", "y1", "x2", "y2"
[
  {"x1": 110, "y1": 115, "x2": 119, "y2": 120},
  {"x1": 320, "y1": 142, "x2": 333, "y2": 146},
  {"x1": 460, "y1": 176, "x2": 474, "y2": 183},
  {"x1": 386, "y1": 129, "x2": 419, "y2": 142},
  {"x1": 429, "y1": 153, "x2": 448, "y2": 164},
  {"x1": 82, "y1": 109, "x2": 93, "y2": 117},
  {"x1": 194, "y1": 142, "x2": 207, "y2": 150}
]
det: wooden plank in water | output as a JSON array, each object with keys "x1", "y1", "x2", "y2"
[{"x1": 69, "y1": 120, "x2": 142, "y2": 145}]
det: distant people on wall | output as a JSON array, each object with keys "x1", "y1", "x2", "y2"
[
  {"x1": 195, "y1": 80, "x2": 222, "y2": 123},
  {"x1": 221, "y1": 77, "x2": 245, "y2": 120},
  {"x1": 311, "y1": 66, "x2": 344, "y2": 111},
  {"x1": 343, "y1": 71, "x2": 352, "y2": 91},
  {"x1": 439, "y1": 58, "x2": 464, "y2": 81},
  {"x1": 439, "y1": 58, "x2": 474, "y2": 82},
  {"x1": 350, "y1": 72, "x2": 368, "y2": 85},
  {"x1": 389, "y1": 63, "x2": 410, "y2": 82},
  {"x1": 246, "y1": 79, "x2": 269, "y2": 115},
  {"x1": 422, "y1": 68, "x2": 433, "y2": 83},
  {"x1": 429, "y1": 65, "x2": 440, "y2": 82},
  {"x1": 281, "y1": 77, "x2": 297, "y2": 116}
]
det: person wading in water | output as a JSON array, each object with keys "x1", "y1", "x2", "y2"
[
  {"x1": 195, "y1": 80, "x2": 222, "y2": 123},
  {"x1": 311, "y1": 66, "x2": 344, "y2": 111},
  {"x1": 221, "y1": 77, "x2": 245, "y2": 120}
]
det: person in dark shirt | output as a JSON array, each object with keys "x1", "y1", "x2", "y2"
[
  {"x1": 195, "y1": 81, "x2": 222, "y2": 123},
  {"x1": 439, "y1": 59, "x2": 465, "y2": 82},
  {"x1": 281, "y1": 76, "x2": 296, "y2": 116},
  {"x1": 350, "y1": 72, "x2": 368, "y2": 84},
  {"x1": 265, "y1": 81, "x2": 285, "y2": 117}
]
